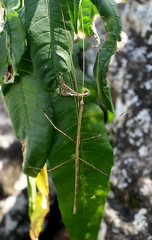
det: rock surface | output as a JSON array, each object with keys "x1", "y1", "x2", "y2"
[{"x1": 98, "y1": 0, "x2": 152, "y2": 239}]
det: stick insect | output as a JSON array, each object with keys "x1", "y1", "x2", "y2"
[
  {"x1": 26, "y1": 5, "x2": 109, "y2": 215},
  {"x1": 60, "y1": 5, "x2": 110, "y2": 214}
]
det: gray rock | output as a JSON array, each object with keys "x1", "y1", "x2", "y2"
[{"x1": 97, "y1": 0, "x2": 152, "y2": 239}]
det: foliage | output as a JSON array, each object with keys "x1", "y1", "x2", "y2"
[{"x1": 0, "y1": 0, "x2": 121, "y2": 239}]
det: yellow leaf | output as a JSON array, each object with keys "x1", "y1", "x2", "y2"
[{"x1": 29, "y1": 164, "x2": 50, "y2": 240}]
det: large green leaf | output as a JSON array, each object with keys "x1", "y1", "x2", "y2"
[
  {"x1": 22, "y1": 1, "x2": 114, "y2": 238},
  {"x1": 2, "y1": 57, "x2": 53, "y2": 177},
  {"x1": 48, "y1": 56, "x2": 113, "y2": 240},
  {"x1": 24, "y1": 0, "x2": 74, "y2": 90},
  {"x1": 91, "y1": 0, "x2": 122, "y2": 122}
]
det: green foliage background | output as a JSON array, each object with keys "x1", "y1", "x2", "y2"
[{"x1": 0, "y1": 0, "x2": 121, "y2": 239}]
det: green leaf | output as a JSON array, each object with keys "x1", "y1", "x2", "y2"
[
  {"x1": 91, "y1": 0, "x2": 122, "y2": 122},
  {"x1": 24, "y1": 0, "x2": 74, "y2": 89},
  {"x1": 48, "y1": 59, "x2": 113, "y2": 239},
  {"x1": 4, "y1": 10, "x2": 26, "y2": 77},
  {"x1": 1, "y1": 0, "x2": 20, "y2": 11},
  {"x1": 17, "y1": 5, "x2": 25, "y2": 24},
  {"x1": 67, "y1": 0, "x2": 80, "y2": 33},
  {"x1": 2, "y1": 57, "x2": 53, "y2": 177},
  {"x1": 79, "y1": 0, "x2": 98, "y2": 36},
  {"x1": 0, "y1": 31, "x2": 8, "y2": 84}
]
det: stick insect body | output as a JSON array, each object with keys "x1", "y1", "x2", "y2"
[{"x1": 26, "y1": 5, "x2": 108, "y2": 215}]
